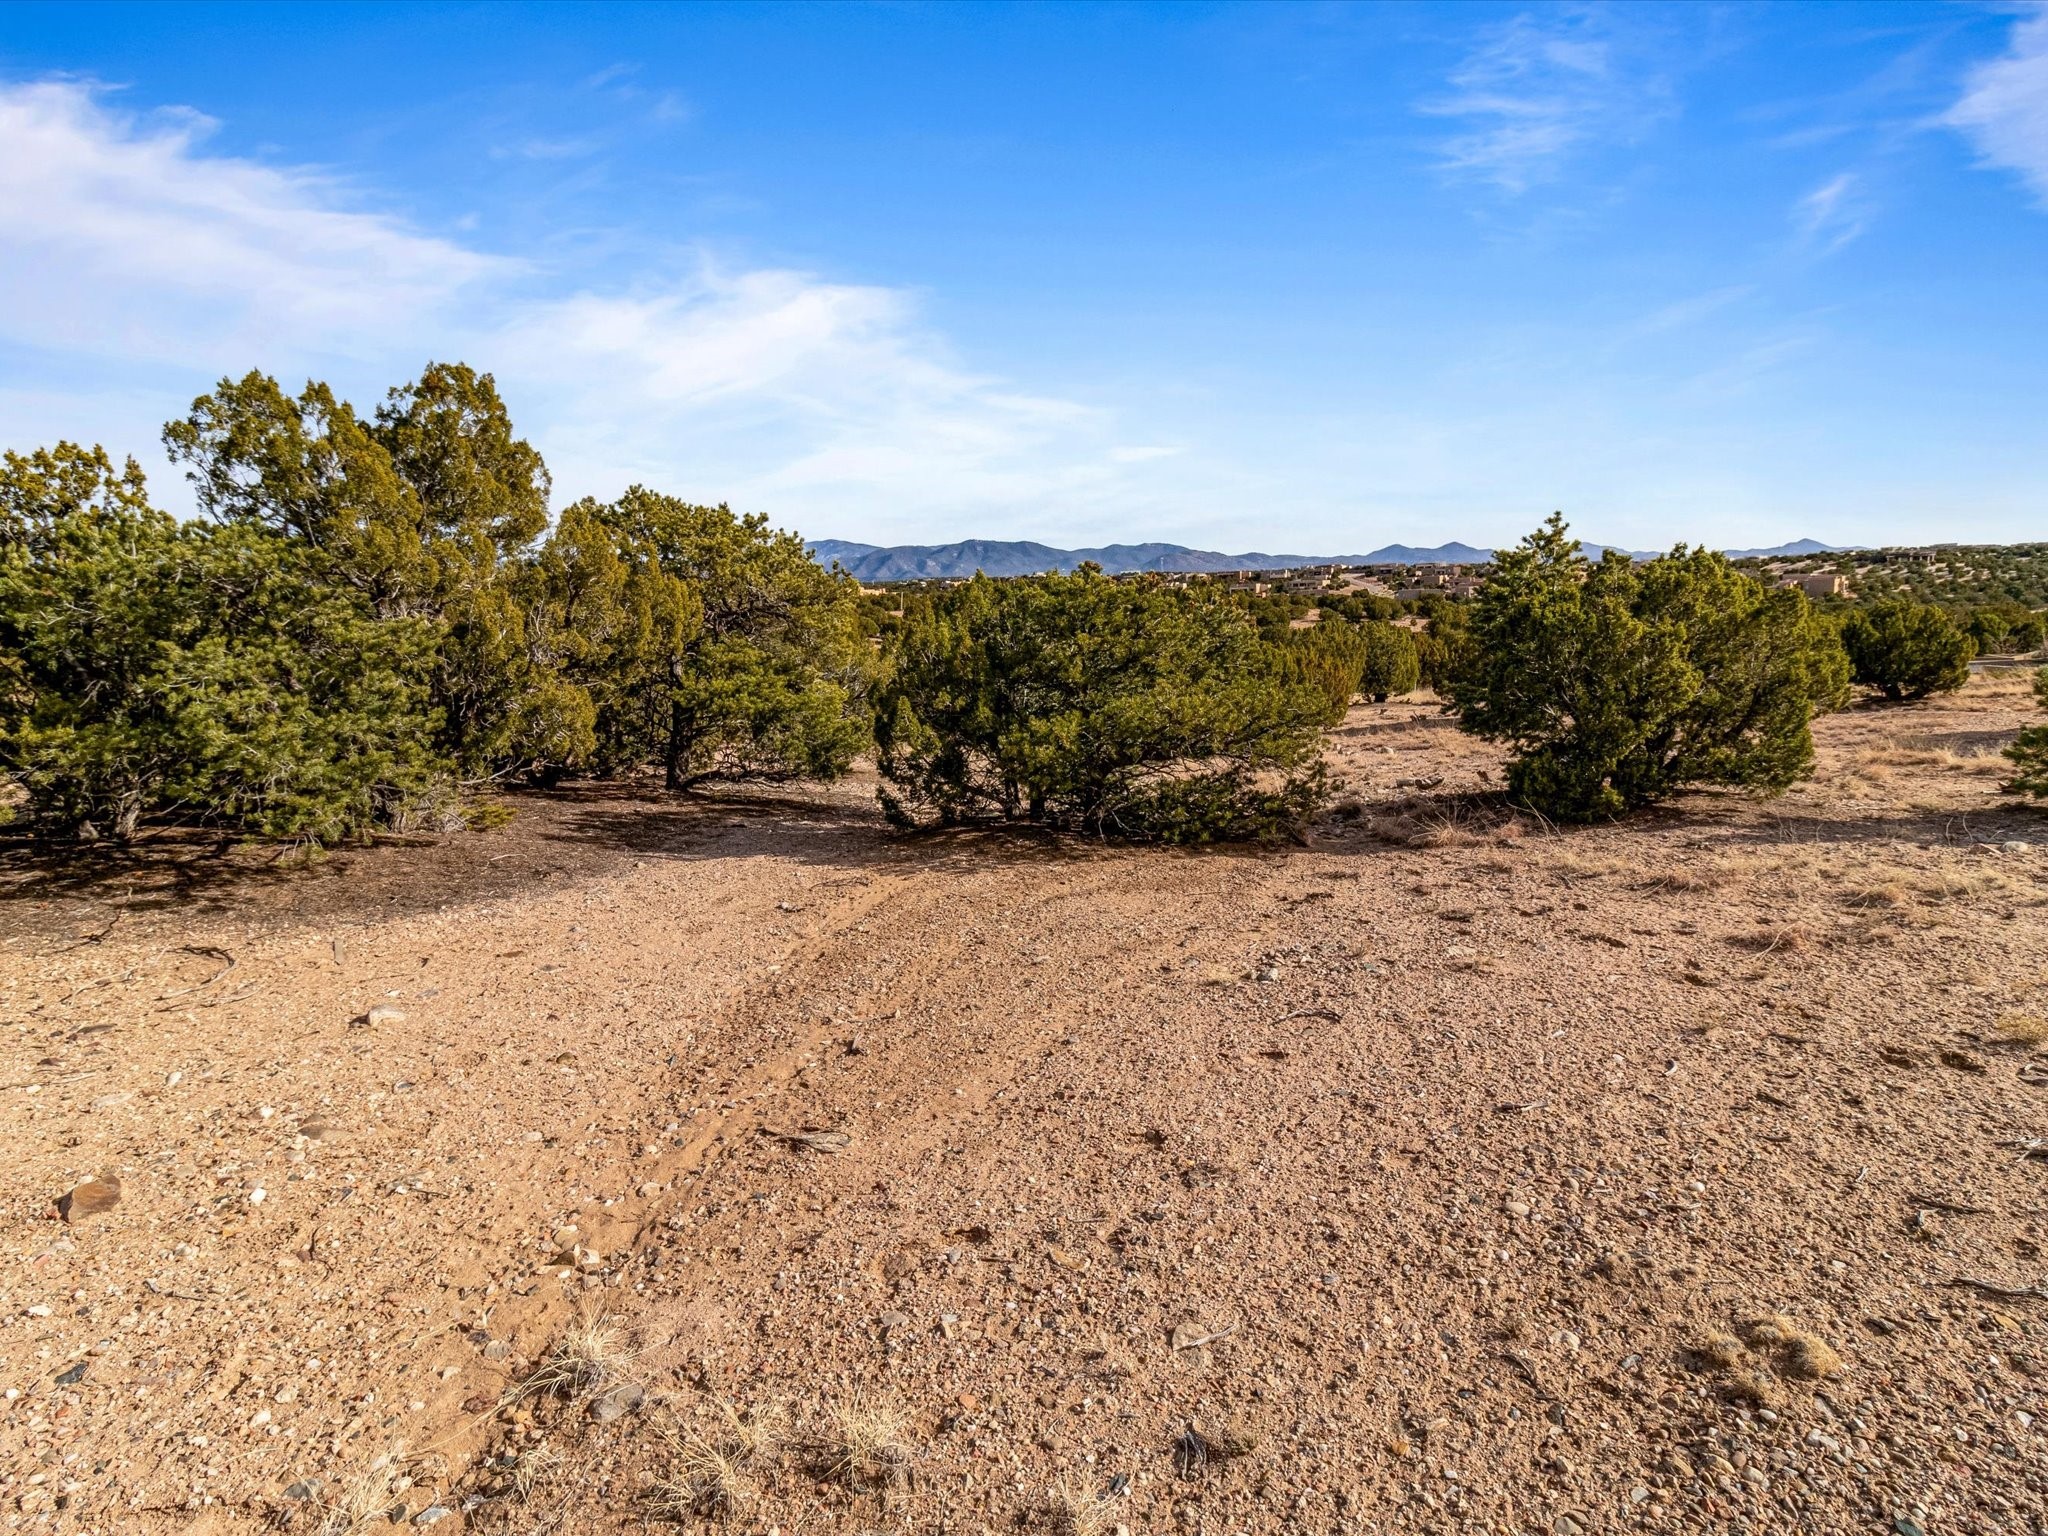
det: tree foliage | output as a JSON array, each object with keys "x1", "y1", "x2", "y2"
[
  {"x1": 1444, "y1": 515, "x2": 1850, "y2": 822},
  {"x1": 541, "y1": 489, "x2": 874, "y2": 788},
  {"x1": 874, "y1": 568, "x2": 1328, "y2": 841},
  {"x1": 1840, "y1": 599, "x2": 1975, "y2": 701},
  {"x1": 3, "y1": 365, "x2": 873, "y2": 844},
  {"x1": 0, "y1": 444, "x2": 445, "y2": 841}
]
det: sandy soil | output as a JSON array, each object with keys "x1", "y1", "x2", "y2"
[{"x1": 5, "y1": 674, "x2": 2048, "y2": 1536}]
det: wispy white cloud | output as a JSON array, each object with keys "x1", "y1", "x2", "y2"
[
  {"x1": 0, "y1": 79, "x2": 505, "y2": 365},
  {"x1": 0, "y1": 76, "x2": 1139, "y2": 535},
  {"x1": 1792, "y1": 171, "x2": 1870, "y2": 254},
  {"x1": 1634, "y1": 284, "x2": 1757, "y2": 336},
  {"x1": 1944, "y1": 4, "x2": 2048, "y2": 206},
  {"x1": 1420, "y1": 11, "x2": 1670, "y2": 194}
]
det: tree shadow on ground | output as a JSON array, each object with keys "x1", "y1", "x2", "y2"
[{"x1": 0, "y1": 776, "x2": 1284, "y2": 951}]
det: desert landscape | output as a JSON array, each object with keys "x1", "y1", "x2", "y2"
[{"x1": 6, "y1": 672, "x2": 2047, "y2": 1536}]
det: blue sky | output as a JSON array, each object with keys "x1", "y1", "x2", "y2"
[{"x1": 2, "y1": 2, "x2": 2045, "y2": 553}]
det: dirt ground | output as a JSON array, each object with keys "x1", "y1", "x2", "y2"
[{"x1": 5, "y1": 673, "x2": 2048, "y2": 1536}]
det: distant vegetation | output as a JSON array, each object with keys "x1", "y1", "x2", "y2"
[{"x1": 5, "y1": 372, "x2": 2043, "y2": 845}]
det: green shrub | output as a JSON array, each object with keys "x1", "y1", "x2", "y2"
[
  {"x1": 0, "y1": 444, "x2": 448, "y2": 841},
  {"x1": 1840, "y1": 599, "x2": 1974, "y2": 700},
  {"x1": 874, "y1": 568, "x2": 1328, "y2": 841},
  {"x1": 1444, "y1": 515, "x2": 1849, "y2": 822},
  {"x1": 2003, "y1": 666, "x2": 2048, "y2": 801}
]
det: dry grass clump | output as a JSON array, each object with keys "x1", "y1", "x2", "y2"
[
  {"x1": 1690, "y1": 1315, "x2": 1842, "y2": 1404},
  {"x1": 1728, "y1": 922, "x2": 1814, "y2": 955},
  {"x1": 1032, "y1": 1476, "x2": 1115, "y2": 1536},
  {"x1": 654, "y1": 1398, "x2": 787, "y2": 1520},
  {"x1": 1408, "y1": 811, "x2": 1486, "y2": 850},
  {"x1": 510, "y1": 1443, "x2": 564, "y2": 1503},
  {"x1": 1740, "y1": 1314, "x2": 1845, "y2": 1380},
  {"x1": 1844, "y1": 880, "x2": 1910, "y2": 911},
  {"x1": 1695, "y1": 1332, "x2": 1745, "y2": 1371},
  {"x1": 519, "y1": 1302, "x2": 638, "y2": 1408},
  {"x1": 818, "y1": 1392, "x2": 912, "y2": 1490},
  {"x1": 316, "y1": 1447, "x2": 404, "y2": 1536},
  {"x1": 1648, "y1": 866, "x2": 1720, "y2": 894},
  {"x1": 1995, "y1": 1012, "x2": 2048, "y2": 1046}
]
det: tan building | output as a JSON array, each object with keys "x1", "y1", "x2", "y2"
[{"x1": 1781, "y1": 571, "x2": 1849, "y2": 599}]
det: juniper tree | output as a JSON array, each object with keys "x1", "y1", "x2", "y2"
[{"x1": 1444, "y1": 515, "x2": 1849, "y2": 822}]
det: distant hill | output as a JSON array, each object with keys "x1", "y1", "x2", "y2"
[
  {"x1": 1722, "y1": 538, "x2": 1845, "y2": 560},
  {"x1": 808, "y1": 535, "x2": 1850, "y2": 581},
  {"x1": 809, "y1": 537, "x2": 1495, "y2": 581}
]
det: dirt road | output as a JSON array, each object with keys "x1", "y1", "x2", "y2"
[{"x1": 5, "y1": 679, "x2": 2048, "y2": 1535}]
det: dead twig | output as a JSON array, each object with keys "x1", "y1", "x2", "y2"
[
  {"x1": 759, "y1": 1126, "x2": 852, "y2": 1153},
  {"x1": 1943, "y1": 1275, "x2": 2048, "y2": 1302},
  {"x1": 157, "y1": 944, "x2": 236, "y2": 1000},
  {"x1": 57, "y1": 911, "x2": 124, "y2": 951},
  {"x1": 1911, "y1": 1192, "x2": 1988, "y2": 1215},
  {"x1": 1500, "y1": 1348, "x2": 1554, "y2": 1399}
]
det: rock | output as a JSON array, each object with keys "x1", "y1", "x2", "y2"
[
  {"x1": 549, "y1": 1224, "x2": 581, "y2": 1252},
  {"x1": 413, "y1": 1507, "x2": 455, "y2": 1527},
  {"x1": 355, "y1": 1003, "x2": 406, "y2": 1029},
  {"x1": 59, "y1": 1175, "x2": 121, "y2": 1222},
  {"x1": 879, "y1": 1310, "x2": 911, "y2": 1333},
  {"x1": 283, "y1": 1479, "x2": 324, "y2": 1501},
  {"x1": 636, "y1": 1181, "x2": 663, "y2": 1198},
  {"x1": 588, "y1": 1382, "x2": 644, "y2": 1423},
  {"x1": 1506, "y1": 1201, "x2": 1531, "y2": 1219}
]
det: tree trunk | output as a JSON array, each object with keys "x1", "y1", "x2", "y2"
[{"x1": 665, "y1": 698, "x2": 688, "y2": 791}]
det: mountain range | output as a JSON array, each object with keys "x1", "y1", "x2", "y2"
[{"x1": 807, "y1": 536, "x2": 1844, "y2": 582}]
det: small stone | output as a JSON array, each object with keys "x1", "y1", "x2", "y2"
[
  {"x1": 481, "y1": 1339, "x2": 509, "y2": 1362},
  {"x1": 283, "y1": 1479, "x2": 324, "y2": 1501},
  {"x1": 588, "y1": 1382, "x2": 644, "y2": 1423},
  {"x1": 356, "y1": 1003, "x2": 406, "y2": 1029},
  {"x1": 414, "y1": 1509, "x2": 455, "y2": 1528},
  {"x1": 636, "y1": 1181, "x2": 663, "y2": 1198},
  {"x1": 879, "y1": 1310, "x2": 911, "y2": 1333},
  {"x1": 248, "y1": 1187, "x2": 266, "y2": 1206},
  {"x1": 59, "y1": 1175, "x2": 121, "y2": 1222},
  {"x1": 550, "y1": 1224, "x2": 581, "y2": 1251},
  {"x1": 1506, "y1": 1201, "x2": 1531, "y2": 1219}
]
